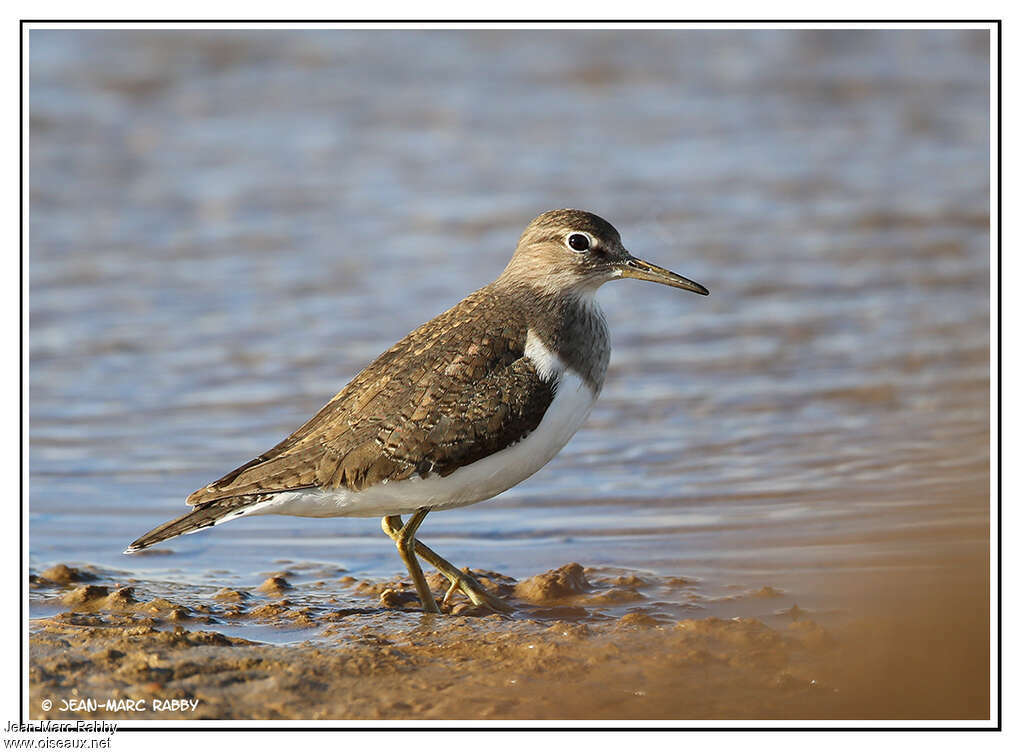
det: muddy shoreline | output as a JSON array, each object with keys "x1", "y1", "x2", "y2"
[{"x1": 29, "y1": 559, "x2": 989, "y2": 721}]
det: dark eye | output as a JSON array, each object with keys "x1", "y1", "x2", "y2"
[{"x1": 567, "y1": 233, "x2": 590, "y2": 252}]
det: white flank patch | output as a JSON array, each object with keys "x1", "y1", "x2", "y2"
[
  {"x1": 523, "y1": 329, "x2": 563, "y2": 381},
  {"x1": 238, "y1": 334, "x2": 598, "y2": 519}
]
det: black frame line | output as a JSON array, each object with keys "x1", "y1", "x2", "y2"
[{"x1": 19, "y1": 17, "x2": 1003, "y2": 733}]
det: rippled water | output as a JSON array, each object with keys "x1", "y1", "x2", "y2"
[{"x1": 29, "y1": 29, "x2": 990, "y2": 620}]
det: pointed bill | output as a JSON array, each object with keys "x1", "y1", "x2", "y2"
[{"x1": 618, "y1": 257, "x2": 709, "y2": 295}]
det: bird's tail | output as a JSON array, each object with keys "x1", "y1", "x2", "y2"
[{"x1": 123, "y1": 496, "x2": 264, "y2": 554}]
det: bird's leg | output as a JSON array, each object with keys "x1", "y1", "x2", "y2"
[
  {"x1": 380, "y1": 514, "x2": 511, "y2": 613},
  {"x1": 380, "y1": 510, "x2": 439, "y2": 614},
  {"x1": 411, "y1": 541, "x2": 514, "y2": 614}
]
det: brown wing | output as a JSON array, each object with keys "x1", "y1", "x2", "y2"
[{"x1": 186, "y1": 286, "x2": 556, "y2": 506}]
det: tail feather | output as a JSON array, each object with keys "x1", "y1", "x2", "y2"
[{"x1": 124, "y1": 496, "x2": 266, "y2": 554}]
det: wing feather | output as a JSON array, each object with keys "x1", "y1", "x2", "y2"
[{"x1": 187, "y1": 286, "x2": 555, "y2": 505}]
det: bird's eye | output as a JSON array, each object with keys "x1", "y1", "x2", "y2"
[{"x1": 567, "y1": 233, "x2": 591, "y2": 252}]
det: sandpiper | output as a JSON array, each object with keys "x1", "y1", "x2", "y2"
[{"x1": 125, "y1": 209, "x2": 708, "y2": 613}]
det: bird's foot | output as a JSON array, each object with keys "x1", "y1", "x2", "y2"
[
  {"x1": 379, "y1": 512, "x2": 513, "y2": 615},
  {"x1": 440, "y1": 568, "x2": 513, "y2": 614}
]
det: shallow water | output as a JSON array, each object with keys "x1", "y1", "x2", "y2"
[{"x1": 29, "y1": 29, "x2": 990, "y2": 627}]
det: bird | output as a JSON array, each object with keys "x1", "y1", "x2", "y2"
[{"x1": 125, "y1": 209, "x2": 709, "y2": 613}]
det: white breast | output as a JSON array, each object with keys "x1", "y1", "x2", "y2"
[{"x1": 246, "y1": 331, "x2": 598, "y2": 519}]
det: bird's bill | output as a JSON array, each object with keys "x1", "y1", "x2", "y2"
[{"x1": 618, "y1": 257, "x2": 710, "y2": 295}]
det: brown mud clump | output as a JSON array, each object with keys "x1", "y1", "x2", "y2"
[
  {"x1": 106, "y1": 587, "x2": 139, "y2": 609},
  {"x1": 751, "y1": 586, "x2": 785, "y2": 598},
  {"x1": 617, "y1": 612, "x2": 662, "y2": 629},
  {"x1": 139, "y1": 598, "x2": 191, "y2": 622},
  {"x1": 256, "y1": 576, "x2": 292, "y2": 596},
  {"x1": 212, "y1": 588, "x2": 250, "y2": 604},
  {"x1": 514, "y1": 562, "x2": 591, "y2": 602},
  {"x1": 378, "y1": 588, "x2": 421, "y2": 609},
  {"x1": 40, "y1": 564, "x2": 98, "y2": 585},
  {"x1": 61, "y1": 585, "x2": 137, "y2": 610},
  {"x1": 61, "y1": 585, "x2": 110, "y2": 608}
]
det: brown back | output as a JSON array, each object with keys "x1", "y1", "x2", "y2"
[{"x1": 186, "y1": 284, "x2": 556, "y2": 505}]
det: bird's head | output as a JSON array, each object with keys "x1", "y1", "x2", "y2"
[{"x1": 499, "y1": 208, "x2": 709, "y2": 299}]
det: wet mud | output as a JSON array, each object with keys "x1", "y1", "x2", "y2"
[{"x1": 30, "y1": 559, "x2": 989, "y2": 721}]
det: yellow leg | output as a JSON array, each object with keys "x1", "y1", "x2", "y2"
[
  {"x1": 381, "y1": 513, "x2": 512, "y2": 613},
  {"x1": 381, "y1": 509, "x2": 439, "y2": 614}
]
